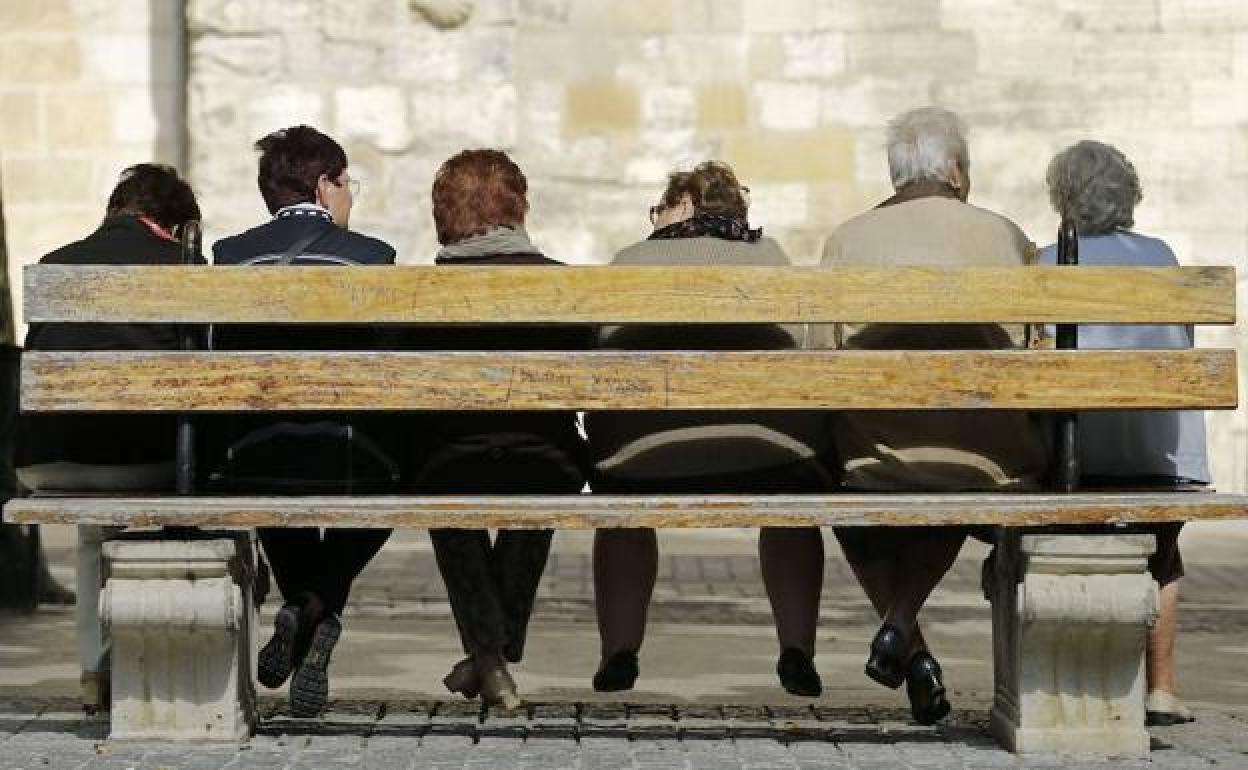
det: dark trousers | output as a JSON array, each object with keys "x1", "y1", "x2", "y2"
[
  {"x1": 430, "y1": 528, "x2": 553, "y2": 658},
  {"x1": 259, "y1": 527, "x2": 391, "y2": 617},
  {"x1": 420, "y1": 445, "x2": 585, "y2": 659}
]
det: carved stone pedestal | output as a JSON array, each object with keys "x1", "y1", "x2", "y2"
[
  {"x1": 101, "y1": 535, "x2": 256, "y2": 742},
  {"x1": 989, "y1": 532, "x2": 1157, "y2": 756}
]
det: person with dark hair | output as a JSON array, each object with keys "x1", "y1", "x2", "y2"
[
  {"x1": 586, "y1": 160, "x2": 833, "y2": 697},
  {"x1": 411, "y1": 148, "x2": 591, "y2": 711},
  {"x1": 211, "y1": 125, "x2": 397, "y2": 718},
  {"x1": 15, "y1": 163, "x2": 202, "y2": 713}
]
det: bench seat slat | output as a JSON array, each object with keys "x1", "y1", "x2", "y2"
[
  {"x1": 7, "y1": 493, "x2": 1247, "y2": 528},
  {"x1": 22, "y1": 349, "x2": 1237, "y2": 412},
  {"x1": 24, "y1": 265, "x2": 1236, "y2": 324}
]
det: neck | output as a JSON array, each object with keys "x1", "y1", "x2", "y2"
[{"x1": 878, "y1": 179, "x2": 963, "y2": 208}]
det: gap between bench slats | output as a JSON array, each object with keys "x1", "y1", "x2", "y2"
[
  {"x1": 24, "y1": 265, "x2": 1236, "y2": 324},
  {"x1": 20, "y1": 349, "x2": 1237, "y2": 412},
  {"x1": 7, "y1": 494, "x2": 1248, "y2": 528}
]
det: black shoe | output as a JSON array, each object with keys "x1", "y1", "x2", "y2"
[
  {"x1": 1146, "y1": 710, "x2": 1196, "y2": 727},
  {"x1": 592, "y1": 651, "x2": 639, "y2": 692},
  {"x1": 906, "y1": 652, "x2": 951, "y2": 726},
  {"x1": 443, "y1": 656, "x2": 480, "y2": 700},
  {"x1": 776, "y1": 648, "x2": 822, "y2": 697},
  {"x1": 258, "y1": 603, "x2": 301, "y2": 689},
  {"x1": 865, "y1": 623, "x2": 908, "y2": 689},
  {"x1": 289, "y1": 615, "x2": 341, "y2": 718}
]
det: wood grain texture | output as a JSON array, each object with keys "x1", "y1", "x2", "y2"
[
  {"x1": 7, "y1": 493, "x2": 1247, "y2": 528},
  {"x1": 24, "y1": 265, "x2": 1236, "y2": 324},
  {"x1": 20, "y1": 349, "x2": 1238, "y2": 412}
]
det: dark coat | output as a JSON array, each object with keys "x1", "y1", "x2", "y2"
[
  {"x1": 213, "y1": 210, "x2": 394, "y2": 266},
  {"x1": 204, "y1": 210, "x2": 401, "y2": 492},
  {"x1": 18, "y1": 216, "x2": 200, "y2": 467},
  {"x1": 404, "y1": 252, "x2": 593, "y2": 489}
]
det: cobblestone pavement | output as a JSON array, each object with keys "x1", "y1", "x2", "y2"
[
  {"x1": 1, "y1": 696, "x2": 1247, "y2": 769},
  {"x1": 2, "y1": 525, "x2": 1247, "y2": 768}
]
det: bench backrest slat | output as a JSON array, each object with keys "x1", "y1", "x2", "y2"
[
  {"x1": 22, "y1": 349, "x2": 1237, "y2": 412},
  {"x1": 24, "y1": 265, "x2": 1236, "y2": 324}
]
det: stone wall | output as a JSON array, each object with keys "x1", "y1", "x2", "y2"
[{"x1": 0, "y1": 0, "x2": 185, "y2": 328}]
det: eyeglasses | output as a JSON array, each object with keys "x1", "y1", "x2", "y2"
[
  {"x1": 337, "y1": 177, "x2": 361, "y2": 196},
  {"x1": 648, "y1": 204, "x2": 665, "y2": 225}
]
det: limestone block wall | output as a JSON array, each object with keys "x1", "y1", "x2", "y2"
[
  {"x1": 0, "y1": 0, "x2": 185, "y2": 327},
  {"x1": 187, "y1": 0, "x2": 1248, "y2": 489}
]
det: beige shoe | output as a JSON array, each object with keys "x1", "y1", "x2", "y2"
[
  {"x1": 81, "y1": 671, "x2": 110, "y2": 715},
  {"x1": 475, "y1": 654, "x2": 522, "y2": 713},
  {"x1": 1146, "y1": 690, "x2": 1194, "y2": 726}
]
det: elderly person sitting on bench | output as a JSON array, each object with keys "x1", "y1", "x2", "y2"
[
  {"x1": 1040, "y1": 139, "x2": 1209, "y2": 727},
  {"x1": 16, "y1": 164, "x2": 203, "y2": 713},
  {"x1": 819, "y1": 107, "x2": 1048, "y2": 725}
]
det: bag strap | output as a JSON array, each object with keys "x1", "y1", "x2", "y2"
[{"x1": 276, "y1": 227, "x2": 332, "y2": 265}]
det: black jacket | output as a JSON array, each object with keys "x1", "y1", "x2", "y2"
[
  {"x1": 213, "y1": 209, "x2": 394, "y2": 266},
  {"x1": 204, "y1": 210, "x2": 401, "y2": 492},
  {"x1": 18, "y1": 216, "x2": 200, "y2": 467},
  {"x1": 404, "y1": 252, "x2": 593, "y2": 486}
]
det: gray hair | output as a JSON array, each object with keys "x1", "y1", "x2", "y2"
[
  {"x1": 885, "y1": 107, "x2": 970, "y2": 190},
  {"x1": 1045, "y1": 140, "x2": 1141, "y2": 235}
]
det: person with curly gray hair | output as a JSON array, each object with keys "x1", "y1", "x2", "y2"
[{"x1": 1041, "y1": 139, "x2": 1210, "y2": 727}]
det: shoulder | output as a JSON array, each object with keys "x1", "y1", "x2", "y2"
[
  {"x1": 42, "y1": 219, "x2": 180, "y2": 265},
  {"x1": 612, "y1": 236, "x2": 791, "y2": 266},
  {"x1": 326, "y1": 229, "x2": 396, "y2": 264},
  {"x1": 958, "y1": 201, "x2": 1036, "y2": 260},
  {"x1": 211, "y1": 221, "x2": 274, "y2": 264}
]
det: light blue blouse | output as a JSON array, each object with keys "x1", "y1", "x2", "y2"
[{"x1": 1038, "y1": 230, "x2": 1210, "y2": 483}]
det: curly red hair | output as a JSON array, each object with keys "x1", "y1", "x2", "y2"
[{"x1": 432, "y1": 149, "x2": 529, "y2": 245}]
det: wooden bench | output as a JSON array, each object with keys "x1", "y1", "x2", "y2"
[{"x1": 6, "y1": 248, "x2": 1245, "y2": 754}]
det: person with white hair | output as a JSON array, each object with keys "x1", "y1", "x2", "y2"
[
  {"x1": 818, "y1": 107, "x2": 1048, "y2": 725},
  {"x1": 1040, "y1": 139, "x2": 1208, "y2": 727}
]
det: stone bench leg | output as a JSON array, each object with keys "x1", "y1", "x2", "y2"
[
  {"x1": 988, "y1": 532, "x2": 1157, "y2": 757},
  {"x1": 101, "y1": 534, "x2": 257, "y2": 742}
]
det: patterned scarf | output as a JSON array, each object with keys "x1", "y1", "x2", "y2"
[{"x1": 648, "y1": 212, "x2": 762, "y2": 243}]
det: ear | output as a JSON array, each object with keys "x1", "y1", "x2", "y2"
[{"x1": 314, "y1": 173, "x2": 331, "y2": 206}]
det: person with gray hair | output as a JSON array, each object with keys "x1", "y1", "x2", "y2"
[
  {"x1": 1040, "y1": 139, "x2": 1209, "y2": 727},
  {"x1": 818, "y1": 106, "x2": 1048, "y2": 725}
]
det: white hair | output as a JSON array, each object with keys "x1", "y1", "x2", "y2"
[{"x1": 885, "y1": 107, "x2": 970, "y2": 191}]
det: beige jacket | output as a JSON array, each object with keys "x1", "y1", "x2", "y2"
[{"x1": 820, "y1": 196, "x2": 1048, "y2": 492}]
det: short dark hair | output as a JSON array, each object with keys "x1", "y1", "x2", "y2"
[
  {"x1": 106, "y1": 163, "x2": 201, "y2": 230},
  {"x1": 255, "y1": 125, "x2": 348, "y2": 214},
  {"x1": 431, "y1": 149, "x2": 528, "y2": 245}
]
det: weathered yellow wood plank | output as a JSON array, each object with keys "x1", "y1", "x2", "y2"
[
  {"x1": 20, "y1": 349, "x2": 1237, "y2": 412},
  {"x1": 24, "y1": 265, "x2": 1236, "y2": 324},
  {"x1": 7, "y1": 493, "x2": 1247, "y2": 528}
]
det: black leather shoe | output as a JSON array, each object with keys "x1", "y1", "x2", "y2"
[
  {"x1": 776, "y1": 648, "x2": 822, "y2": 697},
  {"x1": 289, "y1": 615, "x2": 341, "y2": 718},
  {"x1": 258, "y1": 603, "x2": 301, "y2": 689},
  {"x1": 865, "y1": 623, "x2": 908, "y2": 689},
  {"x1": 592, "y1": 651, "x2": 640, "y2": 692},
  {"x1": 443, "y1": 656, "x2": 480, "y2": 699},
  {"x1": 906, "y1": 651, "x2": 951, "y2": 725}
]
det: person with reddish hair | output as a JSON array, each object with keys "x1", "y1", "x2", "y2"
[{"x1": 408, "y1": 149, "x2": 591, "y2": 710}]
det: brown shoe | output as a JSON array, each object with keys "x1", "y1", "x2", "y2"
[{"x1": 475, "y1": 654, "x2": 521, "y2": 712}]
